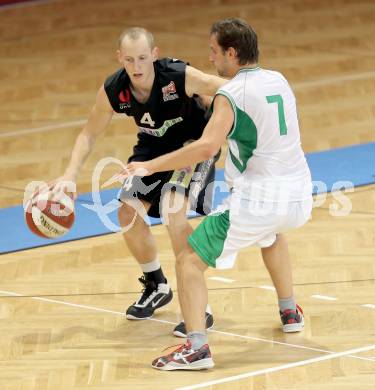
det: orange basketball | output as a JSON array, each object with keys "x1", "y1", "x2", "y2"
[{"x1": 24, "y1": 191, "x2": 75, "y2": 239}]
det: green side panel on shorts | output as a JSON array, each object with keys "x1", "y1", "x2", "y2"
[
  {"x1": 188, "y1": 210, "x2": 230, "y2": 268},
  {"x1": 216, "y1": 91, "x2": 258, "y2": 173}
]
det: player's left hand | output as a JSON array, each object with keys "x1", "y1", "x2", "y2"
[
  {"x1": 123, "y1": 161, "x2": 153, "y2": 177},
  {"x1": 102, "y1": 161, "x2": 152, "y2": 188}
]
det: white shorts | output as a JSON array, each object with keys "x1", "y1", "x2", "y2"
[{"x1": 188, "y1": 194, "x2": 313, "y2": 269}]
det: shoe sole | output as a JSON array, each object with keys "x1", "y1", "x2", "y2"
[
  {"x1": 173, "y1": 330, "x2": 187, "y2": 338},
  {"x1": 126, "y1": 290, "x2": 173, "y2": 320},
  {"x1": 173, "y1": 323, "x2": 214, "y2": 338},
  {"x1": 152, "y1": 358, "x2": 215, "y2": 371},
  {"x1": 126, "y1": 314, "x2": 152, "y2": 320},
  {"x1": 282, "y1": 317, "x2": 304, "y2": 333}
]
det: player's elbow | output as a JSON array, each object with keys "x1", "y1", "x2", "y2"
[
  {"x1": 80, "y1": 129, "x2": 97, "y2": 148},
  {"x1": 200, "y1": 141, "x2": 220, "y2": 160}
]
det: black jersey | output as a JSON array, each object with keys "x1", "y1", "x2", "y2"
[{"x1": 104, "y1": 58, "x2": 209, "y2": 158}]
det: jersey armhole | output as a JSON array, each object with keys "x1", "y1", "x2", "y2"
[
  {"x1": 164, "y1": 58, "x2": 188, "y2": 97},
  {"x1": 213, "y1": 91, "x2": 237, "y2": 138},
  {"x1": 103, "y1": 82, "x2": 120, "y2": 113},
  {"x1": 180, "y1": 62, "x2": 188, "y2": 97}
]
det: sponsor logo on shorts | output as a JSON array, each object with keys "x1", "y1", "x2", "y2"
[
  {"x1": 190, "y1": 158, "x2": 214, "y2": 199},
  {"x1": 169, "y1": 166, "x2": 195, "y2": 188},
  {"x1": 162, "y1": 81, "x2": 179, "y2": 102}
]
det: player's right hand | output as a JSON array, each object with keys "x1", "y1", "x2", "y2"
[{"x1": 48, "y1": 174, "x2": 78, "y2": 200}]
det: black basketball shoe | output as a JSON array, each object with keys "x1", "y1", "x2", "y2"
[
  {"x1": 173, "y1": 311, "x2": 214, "y2": 338},
  {"x1": 126, "y1": 276, "x2": 173, "y2": 320}
]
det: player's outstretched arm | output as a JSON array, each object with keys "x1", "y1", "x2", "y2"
[
  {"x1": 49, "y1": 85, "x2": 114, "y2": 194},
  {"x1": 63, "y1": 85, "x2": 114, "y2": 181},
  {"x1": 125, "y1": 95, "x2": 234, "y2": 177},
  {"x1": 185, "y1": 65, "x2": 227, "y2": 97}
]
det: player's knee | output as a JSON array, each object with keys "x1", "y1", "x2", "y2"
[
  {"x1": 117, "y1": 201, "x2": 137, "y2": 228},
  {"x1": 164, "y1": 212, "x2": 189, "y2": 234},
  {"x1": 175, "y1": 249, "x2": 189, "y2": 270},
  {"x1": 175, "y1": 248, "x2": 202, "y2": 273}
]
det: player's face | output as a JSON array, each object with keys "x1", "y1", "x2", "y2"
[
  {"x1": 117, "y1": 35, "x2": 157, "y2": 85},
  {"x1": 209, "y1": 34, "x2": 232, "y2": 77}
]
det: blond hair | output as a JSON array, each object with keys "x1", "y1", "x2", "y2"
[{"x1": 118, "y1": 27, "x2": 154, "y2": 49}]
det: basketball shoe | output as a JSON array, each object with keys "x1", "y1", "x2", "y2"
[
  {"x1": 280, "y1": 304, "x2": 304, "y2": 332},
  {"x1": 126, "y1": 276, "x2": 173, "y2": 320},
  {"x1": 173, "y1": 311, "x2": 214, "y2": 338},
  {"x1": 152, "y1": 340, "x2": 214, "y2": 371}
]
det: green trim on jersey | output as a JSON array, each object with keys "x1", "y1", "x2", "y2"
[
  {"x1": 215, "y1": 91, "x2": 237, "y2": 135},
  {"x1": 216, "y1": 91, "x2": 258, "y2": 173},
  {"x1": 188, "y1": 210, "x2": 230, "y2": 268},
  {"x1": 235, "y1": 66, "x2": 261, "y2": 76}
]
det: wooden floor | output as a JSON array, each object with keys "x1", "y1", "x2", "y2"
[{"x1": 0, "y1": 0, "x2": 375, "y2": 389}]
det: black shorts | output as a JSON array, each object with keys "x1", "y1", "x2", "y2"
[{"x1": 119, "y1": 151, "x2": 219, "y2": 218}]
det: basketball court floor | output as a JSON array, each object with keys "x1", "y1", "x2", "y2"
[{"x1": 0, "y1": 0, "x2": 374, "y2": 389}]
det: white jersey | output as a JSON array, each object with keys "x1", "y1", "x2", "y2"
[{"x1": 216, "y1": 67, "x2": 312, "y2": 202}]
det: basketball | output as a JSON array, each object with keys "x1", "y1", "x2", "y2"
[{"x1": 24, "y1": 190, "x2": 75, "y2": 239}]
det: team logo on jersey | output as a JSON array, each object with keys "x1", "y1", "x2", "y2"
[
  {"x1": 138, "y1": 117, "x2": 183, "y2": 137},
  {"x1": 162, "y1": 81, "x2": 179, "y2": 102},
  {"x1": 119, "y1": 89, "x2": 131, "y2": 109}
]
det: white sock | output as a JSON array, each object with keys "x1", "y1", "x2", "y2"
[
  {"x1": 278, "y1": 296, "x2": 296, "y2": 312},
  {"x1": 188, "y1": 331, "x2": 208, "y2": 350},
  {"x1": 140, "y1": 258, "x2": 160, "y2": 273}
]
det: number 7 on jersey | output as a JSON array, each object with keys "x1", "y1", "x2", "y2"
[{"x1": 266, "y1": 94, "x2": 288, "y2": 136}]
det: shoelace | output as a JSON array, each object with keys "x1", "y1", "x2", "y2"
[
  {"x1": 281, "y1": 307, "x2": 302, "y2": 324},
  {"x1": 162, "y1": 340, "x2": 192, "y2": 354},
  {"x1": 281, "y1": 305, "x2": 303, "y2": 317},
  {"x1": 136, "y1": 276, "x2": 157, "y2": 305}
]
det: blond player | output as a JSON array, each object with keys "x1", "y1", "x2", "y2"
[{"x1": 50, "y1": 27, "x2": 227, "y2": 337}]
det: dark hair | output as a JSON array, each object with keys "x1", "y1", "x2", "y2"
[{"x1": 210, "y1": 18, "x2": 259, "y2": 65}]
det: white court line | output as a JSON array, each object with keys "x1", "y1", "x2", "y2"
[
  {"x1": 362, "y1": 304, "x2": 375, "y2": 309},
  {"x1": 311, "y1": 294, "x2": 338, "y2": 301},
  {"x1": 208, "y1": 277, "x2": 235, "y2": 283},
  {"x1": 0, "y1": 290, "x2": 175, "y2": 326},
  {"x1": 1, "y1": 289, "x2": 374, "y2": 363},
  {"x1": 210, "y1": 329, "x2": 375, "y2": 362},
  {"x1": 2, "y1": 70, "x2": 375, "y2": 138},
  {"x1": 258, "y1": 285, "x2": 276, "y2": 291},
  {"x1": 292, "y1": 70, "x2": 375, "y2": 90},
  {"x1": 0, "y1": 119, "x2": 88, "y2": 137},
  {"x1": 0, "y1": 115, "x2": 124, "y2": 138},
  {"x1": 175, "y1": 344, "x2": 375, "y2": 390}
]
